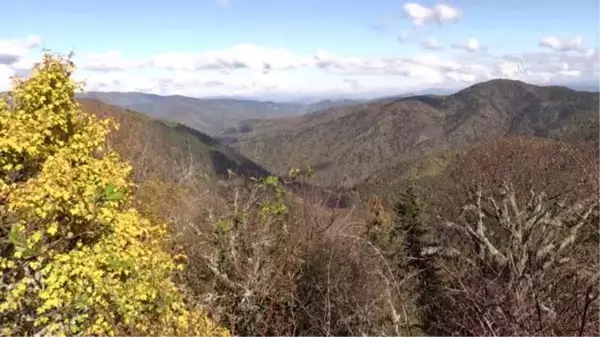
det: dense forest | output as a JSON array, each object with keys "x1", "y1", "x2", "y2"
[{"x1": 1, "y1": 53, "x2": 598, "y2": 336}]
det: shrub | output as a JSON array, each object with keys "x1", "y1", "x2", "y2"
[{"x1": 0, "y1": 52, "x2": 228, "y2": 336}]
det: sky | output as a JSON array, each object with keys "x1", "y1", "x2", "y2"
[{"x1": 1, "y1": 0, "x2": 599, "y2": 100}]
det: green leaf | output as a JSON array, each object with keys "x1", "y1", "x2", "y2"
[
  {"x1": 8, "y1": 225, "x2": 25, "y2": 247},
  {"x1": 104, "y1": 183, "x2": 124, "y2": 201}
]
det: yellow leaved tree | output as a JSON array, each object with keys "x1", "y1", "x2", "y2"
[{"x1": 0, "y1": 52, "x2": 229, "y2": 336}]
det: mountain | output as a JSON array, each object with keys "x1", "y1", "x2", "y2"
[
  {"x1": 225, "y1": 79, "x2": 599, "y2": 188},
  {"x1": 371, "y1": 87, "x2": 458, "y2": 101},
  {"x1": 78, "y1": 98, "x2": 351, "y2": 207},
  {"x1": 78, "y1": 99, "x2": 272, "y2": 182},
  {"x1": 562, "y1": 80, "x2": 600, "y2": 92},
  {"x1": 79, "y1": 92, "x2": 361, "y2": 135}
]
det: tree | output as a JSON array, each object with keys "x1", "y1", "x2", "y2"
[
  {"x1": 439, "y1": 183, "x2": 599, "y2": 335},
  {"x1": 0, "y1": 52, "x2": 228, "y2": 336},
  {"x1": 393, "y1": 186, "x2": 443, "y2": 335}
]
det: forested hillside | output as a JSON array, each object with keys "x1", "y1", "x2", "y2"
[{"x1": 227, "y1": 79, "x2": 599, "y2": 188}]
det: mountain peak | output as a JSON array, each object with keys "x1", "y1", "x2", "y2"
[{"x1": 458, "y1": 78, "x2": 532, "y2": 93}]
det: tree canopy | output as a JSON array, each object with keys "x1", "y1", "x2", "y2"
[{"x1": 0, "y1": 52, "x2": 229, "y2": 336}]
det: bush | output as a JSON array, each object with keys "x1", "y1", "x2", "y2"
[
  {"x1": 174, "y1": 171, "x2": 422, "y2": 336},
  {"x1": 0, "y1": 52, "x2": 228, "y2": 336},
  {"x1": 174, "y1": 174, "x2": 305, "y2": 336}
]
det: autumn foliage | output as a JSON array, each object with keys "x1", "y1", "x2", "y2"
[{"x1": 0, "y1": 53, "x2": 228, "y2": 336}]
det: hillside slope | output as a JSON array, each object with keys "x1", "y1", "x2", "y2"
[
  {"x1": 79, "y1": 99, "x2": 352, "y2": 208},
  {"x1": 228, "y1": 79, "x2": 599, "y2": 188},
  {"x1": 80, "y1": 92, "x2": 361, "y2": 135},
  {"x1": 78, "y1": 99, "x2": 271, "y2": 182}
]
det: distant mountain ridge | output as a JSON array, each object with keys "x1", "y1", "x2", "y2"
[
  {"x1": 79, "y1": 92, "x2": 362, "y2": 135},
  {"x1": 225, "y1": 79, "x2": 599, "y2": 188},
  {"x1": 77, "y1": 79, "x2": 598, "y2": 136}
]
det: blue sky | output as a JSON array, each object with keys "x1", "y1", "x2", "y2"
[{"x1": 1, "y1": 0, "x2": 599, "y2": 99}]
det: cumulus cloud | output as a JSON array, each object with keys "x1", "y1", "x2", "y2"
[
  {"x1": 74, "y1": 46, "x2": 596, "y2": 98},
  {"x1": 81, "y1": 50, "x2": 143, "y2": 71},
  {"x1": 0, "y1": 35, "x2": 43, "y2": 88},
  {"x1": 539, "y1": 36, "x2": 586, "y2": 52},
  {"x1": 312, "y1": 51, "x2": 391, "y2": 74},
  {"x1": 0, "y1": 65, "x2": 15, "y2": 91},
  {"x1": 495, "y1": 55, "x2": 527, "y2": 80},
  {"x1": 150, "y1": 44, "x2": 312, "y2": 73},
  {"x1": 421, "y1": 37, "x2": 444, "y2": 51},
  {"x1": 402, "y1": 2, "x2": 461, "y2": 26},
  {"x1": 0, "y1": 35, "x2": 43, "y2": 66},
  {"x1": 79, "y1": 44, "x2": 315, "y2": 74},
  {"x1": 451, "y1": 38, "x2": 486, "y2": 53},
  {"x1": 2, "y1": 33, "x2": 598, "y2": 99},
  {"x1": 61, "y1": 50, "x2": 600, "y2": 98},
  {"x1": 445, "y1": 71, "x2": 476, "y2": 83},
  {"x1": 77, "y1": 54, "x2": 459, "y2": 98},
  {"x1": 405, "y1": 55, "x2": 461, "y2": 72},
  {"x1": 0, "y1": 54, "x2": 20, "y2": 66},
  {"x1": 518, "y1": 49, "x2": 598, "y2": 83}
]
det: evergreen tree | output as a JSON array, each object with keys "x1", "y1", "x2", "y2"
[{"x1": 393, "y1": 185, "x2": 443, "y2": 335}]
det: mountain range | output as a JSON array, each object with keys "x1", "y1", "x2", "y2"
[
  {"x1": 77, "y1": 79, "x2": 599, "y2": 200},
  {"x1": 79, "y1": 79, "x2": 598, "y2": 138},
  {"x1": 221, "y1": 79, "x2": 599, "y2": 190},
  {"x1": 79, "y1": 91, "x2": 362, "y2": 135}
]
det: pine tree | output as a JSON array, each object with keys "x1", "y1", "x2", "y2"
[{"x1": 393, "y1": 185, "x2": 443, "y2": 335}]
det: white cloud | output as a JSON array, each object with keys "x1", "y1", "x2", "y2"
[
  {"x1": 81, "y1": 50, "x2": 143, "y2": 72},
  {"x1": 584, "y1": 48, "x2": 596, "y2": 57},
  {"x1": 0, "y1": 35, "x2": 43, "y2": 88},
  {"x1": 2, "y1": 34, "x2": 598, "y2": 100},
  {"x1": 497, "y1": 57, "x2": 527, "y2": 80},
  {"x1": 540, "y1": 36, "x2": 586, "y2": 52},
  {"x1": 0, "y1": 35, "x2": 43, "y2": 66},
  {"x1": 451, "y1": 38, "x2": 486, "y2": 53},
  {"x1": 557, "y1": 69, "x2": 582, "y2": 77},
  {"x1": 73, "y1": 46, "x2": 596, "y2": 98},
  {"x1": 445, "y1": 71, "x2": 476, "y2": 83},
  {"x1": 405, "y1": 55, "x2": 461, "y2": 72},
  {"x1": 147, "y1": 44, "x2": 313, "y2": 73},
  {"x1": 421, "y1": 37, "x2": 444, "y2": 51},
  {"x1": 402, "y1": 2, "x2": 461, "y2": 27},
  {"x1": 0, "y1": 65, "x2": 15, "y2": 91}
]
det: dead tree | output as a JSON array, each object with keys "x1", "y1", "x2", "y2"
[{"x1": 439, "y1": 183, "x2": 599, "y2": 336}]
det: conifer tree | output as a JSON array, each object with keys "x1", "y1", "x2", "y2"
[{"x1": 393, "y1": 185, "x2": 442, "y2": 335}]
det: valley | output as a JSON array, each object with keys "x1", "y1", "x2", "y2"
[{"x1": 80, "y1": 91, "x2": 363, "y2": 135}]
